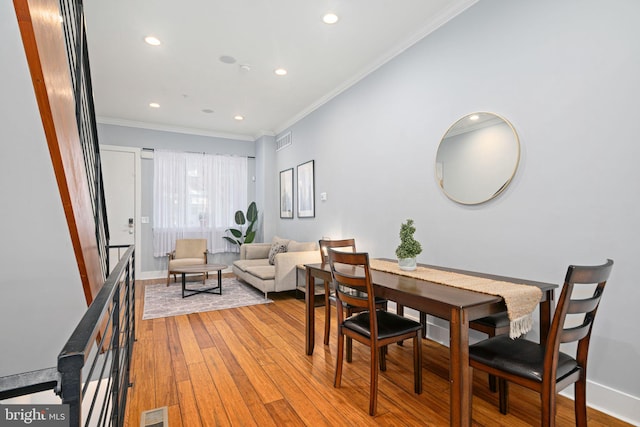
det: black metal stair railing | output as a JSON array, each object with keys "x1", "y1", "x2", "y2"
[
  {"x1": 0, "y1": 246, "x2": 136, "y2": 427},
  {"x1": 59, "y1": 0, "x2": 110, "y2": 279},
  {"x1": 58, "y1": 245, "x2": 136, "y2": 427}
]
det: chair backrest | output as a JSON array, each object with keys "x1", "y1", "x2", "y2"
[
  {"x1": 327, "y1": 249, "x2": 376, "y2": 317},
  {"x1": 174, "y1": 239, "x2": 207, "y2": 259},
  {"x1": 544, "y1": 259, "x2": 613, "y2": 378},
  {"x1": 319, "y1": 238, "x2": 356, "y2": 263}
]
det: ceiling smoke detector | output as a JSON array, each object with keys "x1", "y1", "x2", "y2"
[{"x1": 219, "y1": 55, "x2": 237, "y2": 64}]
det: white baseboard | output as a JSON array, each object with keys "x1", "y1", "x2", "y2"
[
  {"x1": 405, "y1": 313, "x2": 640, "y2": 426},
  {"x1": 560, "y1": 381, "x2": 640, "y2": 426},
  {"x1": 138, "y1": 270, "x2": 168, "y2": 280}
]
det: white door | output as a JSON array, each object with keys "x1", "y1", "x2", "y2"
[{"x1": 101, "y1": 146, "x2": 140, "y2": 274}]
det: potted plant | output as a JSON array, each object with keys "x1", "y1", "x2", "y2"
[
  {"x1": 223, "y1": 201, "x2": 258, "y2": 248},
  {"x1": 395, "y1": 219, "x2": 422, "y2": 271}
]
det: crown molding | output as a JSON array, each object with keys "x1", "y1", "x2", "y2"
[
  {"x1": 274, "y1": 0, "x2": 478, "y2": 135},
  {"x1": 96, "y1": 116, "x2": 256, "y2": 142}
]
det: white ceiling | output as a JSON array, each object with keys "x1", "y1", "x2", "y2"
[{"x1": 84, "y1": 0, "x2": 476, "y2": 141}]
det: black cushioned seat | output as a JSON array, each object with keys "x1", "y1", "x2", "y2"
[
  {"x1": 345, "y1": 310, "x2": 423, "y2": 340},
  {"x1": 470, "y1": 336, "x2": 579, "y2": 382},
  {"x1": 471, "y1": 312, "x2": 510, "y2": 329}
]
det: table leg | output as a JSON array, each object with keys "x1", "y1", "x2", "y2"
[
  {"x1": 181, "y1": 273, "x2": 186, "y2": 298},
  {"x1": 539, "y1": 290, "x2": 554, "y2": 346},
  {"x1": 449, "y1": 307, "x2": 472, "y2": 426},
  {"x1": 305, "y1": 267, "x2": 315, "y2": 355},
  {"x1": 218, "y1": 269, "x2": 222, "y2": 293}
]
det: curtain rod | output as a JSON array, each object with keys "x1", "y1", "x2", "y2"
[{"x1": 141, "y1": 148, "x2": 255, "y2": 159}]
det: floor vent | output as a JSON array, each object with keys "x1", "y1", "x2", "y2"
[
  {"x1": 141, "y1": 407, "x2": 168, "y2": 427},
  {"x1": 276, "y1": 131, "x2": 292, "y2": 151}
]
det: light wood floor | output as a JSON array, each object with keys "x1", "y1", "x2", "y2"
[{"x1": 124, "y1": 278, "x2": 631, "y2": 426}]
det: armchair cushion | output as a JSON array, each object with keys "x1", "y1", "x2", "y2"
[
  {"x1": 174, "y1": 239, "x2": 207, "y2": 258},
  {"x1": 169, "y1": 258, "x2": 206, "y2": 269}
]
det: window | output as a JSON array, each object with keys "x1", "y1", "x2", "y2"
[{"x1": 153, "y1": 150, "x2": 248, "y2": 256}]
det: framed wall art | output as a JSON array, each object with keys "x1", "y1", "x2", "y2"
[
  {"x1": 279, "y1": 168, "x2": 293, "y2": 219},
  {"x1": 297, "y1": 160, "x2": 315, "y2": 218}
]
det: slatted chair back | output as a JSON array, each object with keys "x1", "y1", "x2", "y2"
[
  {"x1": 543, "y1": 259, "x2": 613, "y2": 391},
  {"x1": 319, "y1": 238, "x2": 356, "y2": 263},
  {"x1": 328, "y1": 249, "x2": 376, "y2": 317}
]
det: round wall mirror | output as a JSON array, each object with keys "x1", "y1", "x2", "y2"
[{"x1": 435, "y1": 112, "x2": 520, "y2": 205}]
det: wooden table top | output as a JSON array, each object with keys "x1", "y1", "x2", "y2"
[{"x1": 305, "y1": 259, "x2": 557, "y2": 320}]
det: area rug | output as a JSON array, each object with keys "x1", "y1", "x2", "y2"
[{"x1": 142, "y1": 277, "x2": 273, "y2": 320}]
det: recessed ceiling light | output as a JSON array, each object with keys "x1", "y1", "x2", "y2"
[
  {"x1": 323, "y1": 13, "x2": 339, "y2": 24},
  {"x1": 144, "y1": 36, "x2": 161, "y2": 46},
  {"x1": 234, "y1": 115, "x2": 244, "y2": 121},
  {"x1": 274, "y1": 68, "x2": 287, "y2": 76},
  {"x1": 149, "y1": 102, "x2": 160, "y2": 108},
  {"x1": 219, "y1": 55, "x2": 237, "y2": 64},
  {"x1": 469, "y1": 114, "x2": 479, "y2": 121}
]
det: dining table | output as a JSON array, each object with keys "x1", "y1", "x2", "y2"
[{"x1": 304, "y1": 259, "x2": 557, "y2": 426}]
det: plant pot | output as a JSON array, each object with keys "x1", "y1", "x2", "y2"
[{"x1": 398, "y1": 257, "x2": 417, "y2": 271}]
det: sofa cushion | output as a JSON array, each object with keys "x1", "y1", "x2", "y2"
[
  {"x1": 246, "y1": 265, "x2": 276, "y2": 280},
  {"x1": 268, "y1": 241, "x2": 288, "y2": 264},
  {"x1": 288, "y1": 241, "x2": 317, "y2": 252},
  {"x1": 234, "y1": 258, "x2": 270, "y2": 272},
  {"x1": 244, "y1": 244, "x2": 270, "y2": 260}
]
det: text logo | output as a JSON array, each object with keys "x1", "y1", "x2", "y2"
[{"x1": 0, "y1": 405, "x2": 69, "y2": 426}]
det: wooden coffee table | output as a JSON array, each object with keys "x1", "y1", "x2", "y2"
[{"x1": 171, "y1": 264, "x2": 227, "y2": 298}]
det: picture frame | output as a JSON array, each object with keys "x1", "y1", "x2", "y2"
[
  {"x1": 279, "y1": 168, "x2": 294, "y2": 219},
  {"x1": 297, "y1": 160, "x2": 315, "y2": 218}
]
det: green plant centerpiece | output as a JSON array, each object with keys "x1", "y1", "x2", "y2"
[
  {"x1": 395, "y1": 219, "x2": 422, "y2": 271},
  {"x1": 223, "y1": 201, "x2": 258, "y2": 248}
]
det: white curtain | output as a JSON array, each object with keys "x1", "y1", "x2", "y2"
[{"x1": 153, "y1": 150, "x2": 248, "y2": 256}]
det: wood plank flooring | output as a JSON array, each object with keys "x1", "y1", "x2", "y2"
[{"x1": 124, "y1": 279, "x2": 631, "y2": 426}]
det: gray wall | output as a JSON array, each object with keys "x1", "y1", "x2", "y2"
[
  {"x1": 97, "y1": 124, "x2": 257, "y2": 274},
  {"x1": 272, "y1": 0, "x2": 640, "y2": 413},
  {"x1": 3, "y1": 0, "x2": 638, "y2": 419},
  {"x1": 0, "y1": 2, "x2": 87, "y2": 376}
]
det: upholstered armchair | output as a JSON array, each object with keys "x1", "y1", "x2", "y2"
[{"x1": 166, "y1": 239, "x2": 209, "y2": 286}]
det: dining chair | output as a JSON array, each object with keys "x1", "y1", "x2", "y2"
[
  {"x1": 328, "y1": 249, "x2": 422, "y2": 416},
  {"x1": 469, "y1": 259, "x2": 613, "y2": 426},
  {"x1": 319, "y1": 239, "x2": 388, "y2": 362},
  {"x1": 166, "y1": 239, "x2": 209, "y2": 286}
]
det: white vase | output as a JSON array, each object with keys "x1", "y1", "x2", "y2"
[{"x1": 398, "y1": 257, "x2": 417, "y2": 271}]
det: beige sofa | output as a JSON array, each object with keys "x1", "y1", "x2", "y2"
[{"x1": 232, "y1": 238, "x2": 320, "y2": 297}]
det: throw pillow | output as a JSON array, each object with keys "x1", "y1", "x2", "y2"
[{"x1": 268, "y1": 242, "x2": 288, "y2": 265}]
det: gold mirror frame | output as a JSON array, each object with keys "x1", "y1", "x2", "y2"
[{"x1": 435, "y1": 112, "x2": 520, "y2": 205}]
